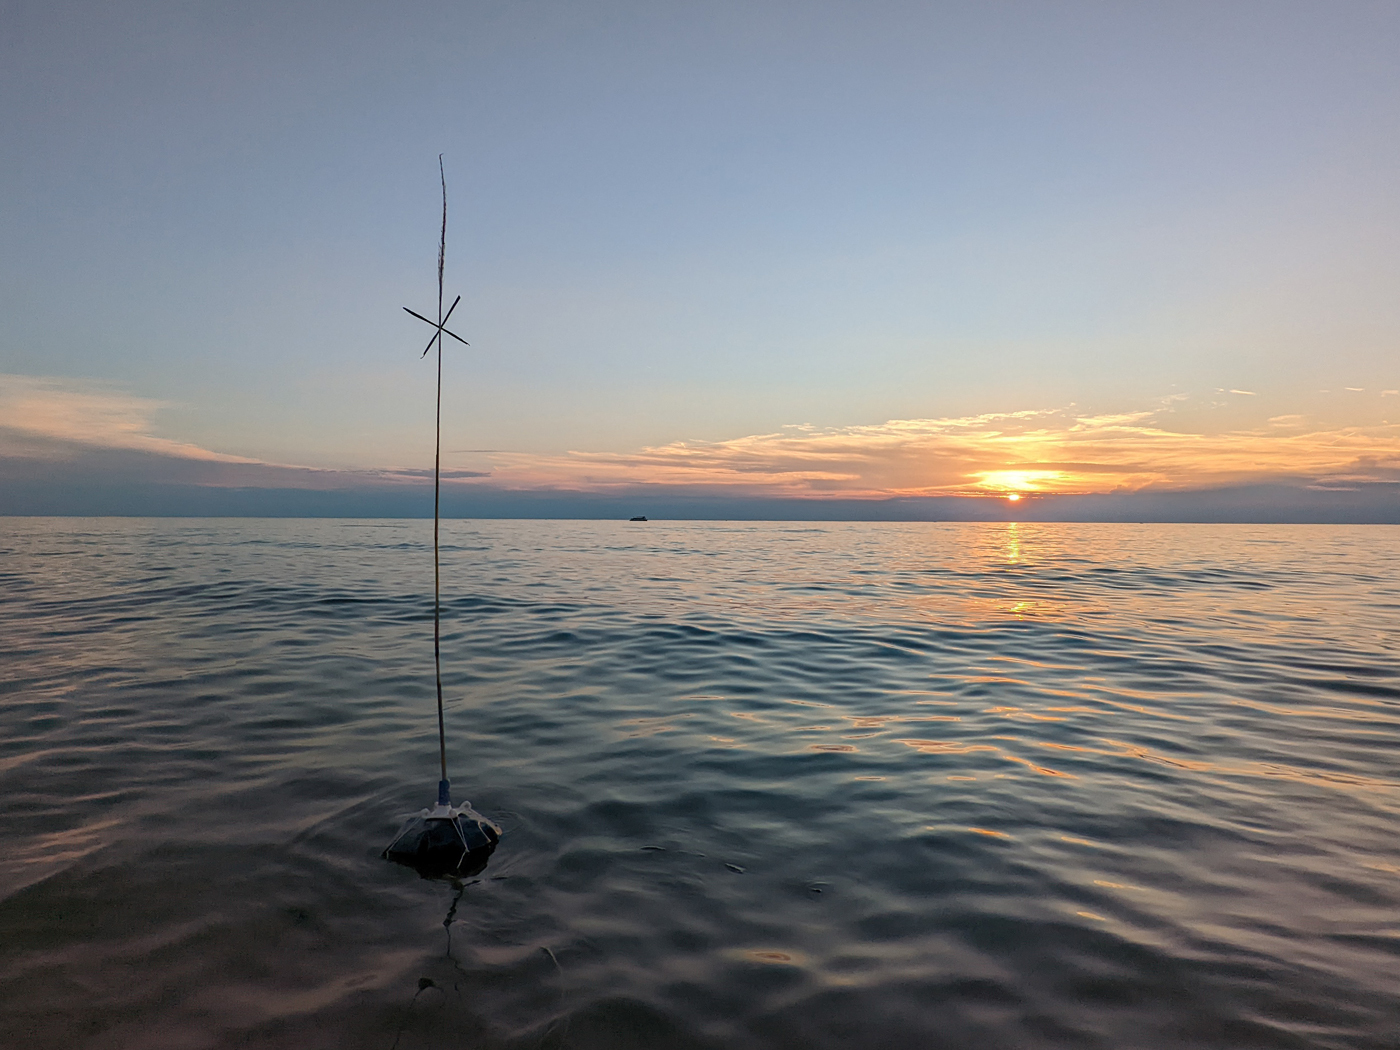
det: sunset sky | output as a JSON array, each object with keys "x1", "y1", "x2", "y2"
[{"x1": 3, "y1": 1, "x2": 1398, "y2": 518}]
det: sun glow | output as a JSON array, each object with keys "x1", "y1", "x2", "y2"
[
  {"x1": 975, "y1": 470, "x2": 1065, "y2": 496},
  {"x1": 426, "y1": 406, "x2": 1400, "y2": 500}
]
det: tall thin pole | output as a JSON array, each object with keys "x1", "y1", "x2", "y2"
[{"x1": 434, "y1": 155, "x2": 448, "y2": 793}]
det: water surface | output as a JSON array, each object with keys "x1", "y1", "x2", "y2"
[{"x1": 1, "y1": 519, "x2": 1397, "y2": 1048}]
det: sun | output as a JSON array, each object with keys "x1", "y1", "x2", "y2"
[{"x1": 975, "y1": 470, "x2": 1063, "y2": 497}]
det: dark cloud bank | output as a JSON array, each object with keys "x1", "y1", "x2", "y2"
[
  {"x1": 5, "y1": 480, "x2": 1398, "y2": 524},
  {"x1": 2, "y1": 446, "x2": 1396, "y2": 522}
]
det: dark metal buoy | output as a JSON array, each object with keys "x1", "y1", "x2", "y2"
[{"x1": 383, "y1": 779, "x2": 500, "y2": 879}]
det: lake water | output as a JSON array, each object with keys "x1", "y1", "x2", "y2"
[{"x1": 1, "y1": 518, "x2": 1397, "y2": 1049}]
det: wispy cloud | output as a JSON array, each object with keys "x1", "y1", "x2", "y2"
[
  {"x1": 6, "y1": 376, "x2": 1396, "y2": 502},
  {"x1": 0, "y1": 374, "x2": 483, "y2": 490},
  {"x1": 0, "y1": 374, "x2": 259, "y2": 463},
  {"x1": 470, "y1": 407, "x2": 1400, "y2": 498}
]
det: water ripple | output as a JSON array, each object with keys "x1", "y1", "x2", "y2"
[{"x1": 1, "y1": 519, "x2": 1397, "y2": 1049}]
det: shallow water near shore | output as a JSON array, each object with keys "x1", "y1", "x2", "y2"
[{"x1": 1, "y1": 518, "x2": 1397, "y2": 1049}]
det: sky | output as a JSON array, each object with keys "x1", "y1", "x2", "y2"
[{"x1": 2, "y1": 0, "x2": 1398, "y2": 519}]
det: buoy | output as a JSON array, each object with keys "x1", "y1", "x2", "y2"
[
  {"x1": 385, "y1": 156, "x2": 500, "y2": 878},
  {"x1": 383, "y1": 786, "x2": 500, "y2": 879}
]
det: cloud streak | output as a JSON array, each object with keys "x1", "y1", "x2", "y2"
[
  {"x1": 0, "y1": 374, "x2": 259, "y2": 464},
  {"x1": 0, "y1": 374, "x2": 484, "y2": 490},
  {"x1": 470, "y1": 408, "x2": 1400, "y2": 498},
  {"x1": 5, "y1": 376, "x2": 1396, "y2": 505}
]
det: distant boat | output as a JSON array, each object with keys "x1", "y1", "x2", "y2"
[{"x1": 629, "y1": 515, "x2": 648, "y2": 522}]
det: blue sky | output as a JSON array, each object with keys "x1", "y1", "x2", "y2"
[{"x1": 2, "y1": 1, "x2": 1397, "y2": 516}]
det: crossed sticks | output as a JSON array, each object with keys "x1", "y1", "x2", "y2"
[{"x1": 404, "y1": 295, "x2": 470, "y2": 357}]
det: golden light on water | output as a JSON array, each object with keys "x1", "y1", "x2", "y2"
[{"x1": 1006, "y1": 493, "x2": 1021, "y2": 501}]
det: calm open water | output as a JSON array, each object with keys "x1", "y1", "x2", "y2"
[{"x1": 1, "y1": 518, "x2": 1398, "y2": 1049}]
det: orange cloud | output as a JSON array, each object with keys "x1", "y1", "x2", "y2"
[
  {"x1": 0, "y1": 374, "x2": 492, "y2": 491},
  {"x1": 0, "y1": 374, "x2": 259, "y2": 464},
  {"x1": 468, "y1": 408, "x2": 1400, "y2": 498},
  {"x1": 7, "y1": 375, "x2": 1396, "y2": 500}
]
